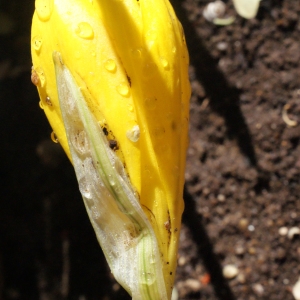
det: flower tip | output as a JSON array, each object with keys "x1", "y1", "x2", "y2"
[{"x1": 52, "y1": 51, "x2": 63, "y2": 67}]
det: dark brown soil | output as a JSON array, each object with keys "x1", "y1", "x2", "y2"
[{"x1": 1, "y1": 0, "x2": 300, "y2": 299}]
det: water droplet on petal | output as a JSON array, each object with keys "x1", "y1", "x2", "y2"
[
  {"x1": 144, "y1": 168, "x2": 152, "y2": 179},
  {"x1": 172, "y1": 46, "x2": 177, "y2": 54},
  {"x1": 104, "y1": 59, "x2": 116, "y2": 72},
  {"x1": 140, "y1": 271, "x2": 155, "y2": 285},
  {"x1": 50, "y1": 131, "x2": 59, "y2": 143},
  {"x1": 144, "y1": 96, "x2": 157, "y2": 110},
  {"x1": 128, "y1": 105, "x2": 134, "y2": 112},
  {"x1": 32, "y1": 35, "x2": 43, "y2": 51},
  {"x1": 39, "y1": 100, "x2": 44, "y2": 109},
  {"x1": 132, "y1": 48, "x2": 142, "y2": 58},
  {"x1": 35, "y1": 0, "x2": 53, "y2": 21},
  {"x1": 126, "y1": 125, "x2": 140, "y2": 142},
  {"x1": 45, "y1": 96, "x2": 52, "y2": 106},
  {"x1": 75, "y1": 22, "x2": 94, "y2": 39},
  {"x1": 160, "y1": 57, "x2": 169, "y2": 69},
  {"x1": 35, "y1": 67, "x2": 46, "y2": 87},
  {"x1": 145, "y1": 30, "x2": 157, "y2": 49},
  {"x1": 108, "y1": 174, "x2": 116, "y2": 186},
  {"x1": 117, "y1": 82, "x2": 130, "y2": 96},
  {"x1": 79, "y1": 177, "x2": 93, "y2": 200}
]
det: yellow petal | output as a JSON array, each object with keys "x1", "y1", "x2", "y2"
[{"x1": 31, "y1": 0, "x2": 190, "y2": 297}]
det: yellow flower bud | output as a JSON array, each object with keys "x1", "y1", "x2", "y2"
[{"x1": 31, "y1": 0, "x2": 190, "y2": 298}]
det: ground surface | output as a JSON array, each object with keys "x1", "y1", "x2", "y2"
[{"x1": 0, "y1": 0, "x2": 299, "y2": 299}]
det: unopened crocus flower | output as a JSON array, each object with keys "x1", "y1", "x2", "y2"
[{"x1": 31, "y1": 0, "x2": 190, "y2": 299}]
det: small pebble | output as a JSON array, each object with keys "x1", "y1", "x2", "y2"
[
  {"x1": 112, "y1": 283, "x2": 120, "y2": 291},
  {"x1": 237, "y1": 273, "x2": 246, "y2": 284},
  {"x1": 288, "y1": 227, "x2": 300, "y2": 239},
  {"x1": 223, "y1": 264, "x2": 239, "y2": 279},
  {"x1": 178, "y1": 256, "x2": 187, "y2": 266},
  {"x1": 252, "y1": 283, "x2": 264, "y2": 296},
  {"x1": 293, "y1": 277, "x2": 300, "y2": 300},
  {"x1": 217, "y1": 194, "x2": 226, "y2": 202},
  {"x1": 291, "y1": 212, "x2": 297, "y2": 219},
  {"x1": 235, "y1": 245, "x2": 245, "y2": 255},
  {"x1": 238, "y1": 218, "x2": 249, "y2": 230},
  {"x1": 248, "y1": 224, "x2": 255, "y2": 232},
  {"x1": 203, "y1": 0, "x2": 226, "y2": 22},
  {"x1": 171, "y1": 287, "x2": 179, "y2": 300},
  {"x1": 248, "y1": 247, "x2": 256, "y2": 255},
  {"x1": 184, "y1": 279, "x2": 201, "y2": 292},
  {"x1": 216, "y1": 42, "x2": 228, "y2": 51},
  {"x1": 278, "y1": 226, "x2": 288, "y2": 236}
]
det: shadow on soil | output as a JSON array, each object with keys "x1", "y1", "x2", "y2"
[
  {"x1": 183, "y1": 187, "x2": 237, "y2": 300},
  {"x1": 173, "y1": 0, "x2": 270, "y2": 194},
  {"x1": 172, "y1": 1, "x2": 259, "y2": 299}
]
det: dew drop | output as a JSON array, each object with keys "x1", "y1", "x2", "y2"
[
  {"x1": 39, "y1": 100, "x2": 44, "y2": 109},
  {"x1": 45, "y1": 96, "x2": 52, "y2": 106},
  {"x1": 149, "y1": 253, "x2": 156, "y2": 264},
  {"x1": 75, "y1": 22, "x2": 94, "y2": 39},
  {"x1": 35, "y1": 67, "x2": 46, "y2": 87},
  {"x1": 79, "y1": 178, "x2": 92, "y2": 199},
  {"x1": 144, "y1": 96, "x2": 157, "y2": 110},
  {"x1": 116, "y1": 82, "x2": 130, "y2": 97},
  {"x1": 32, "y1": 35, "x2": 43, "y2": 51},
  {"x1": 160, "y1": 57, "x2": 169, "y2": 69},
  {"x1": 35, "y1": 0, "x2": 53, "y2": 21},
  {"x1": 108, "y1": 174, "x2": 116, "y2": 186},
  {"x1": 140, "y1": 271, "x2": 155, "y2": 285},
  {"x1": 126, "y1": 125, "x2": 140, "y2": 142},
  {"x1": 50, "y1": 131, "x2": 59, "y2": 143},
  {"x1": 132, "y1": 48, "x2": 142, "y2": 58},
  {"x1": 104, "y1": 59, "x2": 116, "y2": 72},
  {"x1": 128, "y1": 105, "x2": 134, "y2": 112},
  {"x1": 172, "y1": 46, "x2": 177, "y2": 53},
  {"x1": 144, "y1": 168, "x2": 152, "y2": 179},
  {"x1": 145, "y1": 30, "x2": 156, "y2": 49}
]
